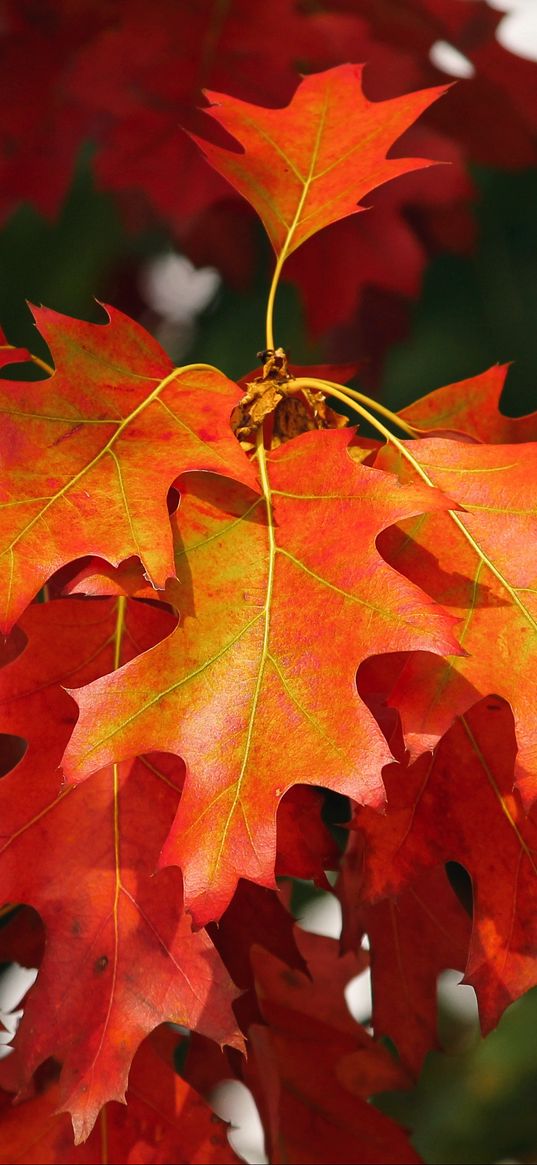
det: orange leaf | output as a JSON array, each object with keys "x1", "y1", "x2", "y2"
[
  {"x1": 375, "y1": 437, "x2": 537, "y2": 804},
  {"x1": 0, "y1": 306, "x2": 255, "y2": 631},
  {"x1": 193, "y1": 64, "x2": 449, "y2": 260},
  {"x1": 399, "y1": 364, "x2": 537, "y2": 443},
  {"x1": 63, "y1": 430, "x2": 459, "y2": 924}
]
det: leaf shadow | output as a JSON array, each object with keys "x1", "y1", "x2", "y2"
[
  {"x1": 376, "y1": 525, "x2": 509, "y2": 612},
  {"x1": 171, "y1": 472, "x2": 265, "y2": 621}
]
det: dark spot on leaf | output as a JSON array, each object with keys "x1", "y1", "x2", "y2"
[
  {"x1": 94, "y1": 955, "x2": 108, "y2": 972},
  {"x1": 0, "y1": 734, "x2": 27, "y2": 777},
  {"x1": 486, "y1": 697, "x2": 503, "y2": 711},
  {"x1": 280, "y1": 968, "x2": 300, "y2": 987}
]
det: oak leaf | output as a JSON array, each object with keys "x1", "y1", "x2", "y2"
[
  {"x1": 276, "y1": 786, "x2": 340, "y2": 886},
  {"x1": 63, "y1": 430, "x2": 459, "y2": 924},
  {"x1": 193, "y1": 63, "x2": 449, "y2": 261},
  {"x1": 246, "y1": 930, "x2": 421, "y2": 1164},
  {"x1": 0, "y1": 305, "x2": 255, "y2": 631},
  {"x1": 207, "y1": 881, "x2": 308, "y2": 1031},
  {"x1": 399, "y1": 365, "x2": 537, "y2": 443},
  {"x1": 375, "y1": 437, "x2": 537, "y2": 803},
  {"x1": 354, "y1": 697, "x2": 537, "y2": 1031},
  {"x1": 0, "y1": 1028, "x2": 239, "y2": 1164},
  {"x1": 338, "y1": 846, "x2": 471, "y2": 1076},
  {"x1": 0, "y1": 599, "x2": 241, "y2": 1142}
]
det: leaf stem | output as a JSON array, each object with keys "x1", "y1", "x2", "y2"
[
  {"x1": 30, "y1": 354, "x2": 55, "y2": 376},
  {"x1": 1, "y1": 343, "x2": 55, "y2": 377},
  {"x1": 265, "y1": 253, "x2": 286, "y2": 350},
  {"x1": 292, "y1": 377, "x2": 417, "y2": 438},
  {"x1": 294, "y1": 375, "x2": 440, "y2": 488}
]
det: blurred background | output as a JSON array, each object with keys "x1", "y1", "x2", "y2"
[{"x1": 1, "y1": 1, "x2": 537, "y2": 1161}]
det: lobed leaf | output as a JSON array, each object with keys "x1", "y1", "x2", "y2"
[
  {"x1": 0, "y1": 305, "x2": 255, "y2": 631},
  {"x1": 399, "y1": 365, "x2": 537, "y2": 443},
  {"x1": 63, "y1": 430, "x2": 459, "y2": 924},
  {"x1": 0, "y1": 600, "x2": 241, "y2": 1141},
  {"x1": 355, "y1": 697, "x2": 537, "y2": 1031},
  {"x1": 339, "y1": 848, "x2": 471, "y2": 1077},
  {"x1": 0, "y1": 1029, "x2": 239, "y2": 1163},
  {"x1": 376, "y1": 437, "x2": 537, "y2": 804},
  {"x1": 193, "y1": 64, "x2": 449, "y2": 261},
  {"x1": 247, "y1": 931, "x2": 421, "y2": 1164}
]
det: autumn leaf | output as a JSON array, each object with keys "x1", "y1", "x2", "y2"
[
  {"x1": 207, "y1": 881, "x2": 308, "y2": 1030},
  {"x1": 354, "y1": 696, "x2": 537, "y2": 1031},
  {"x1": 276, "y1": 786, "x2": 340, "y2": 886},
  {"x1": 193, "y1": 64, "x2": 449, "y2": 263},
  {"x1": 2, "y1": 0, "x2": 535, "y2": 384},
  {"x1": 338, "y1": 845, "x2": 471, "y2": 1076},
  {"x1": 375, "y1": 437, "x2": 537, "y2": 804},
  {"x1": 399, "y1": 364, "x2": 537, "y2": 443},
  {"x1": 0, "y1": 1028, "x2": 239, "y2": 1164},
  {"x1": 246, "y1": 930, "x2": 421, "y2": 1164},
  {"x1": 0, "y1": 305, "x2": 256, "y2": 631},
  {"x1": 63, "y1": 430, "x2": 459, "y2": 924},
  {"x1": 0, "y1": 599, "x2": 241, "y2": 1142}
]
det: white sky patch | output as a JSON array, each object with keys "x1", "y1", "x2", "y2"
[
  {"x1": 297, "y1": 890, "x2": 342, "y2": 938},
  {"x1": 431, "y1": 3, "x2": 537, "y2": 72},
  {"x1": 140, "y1": 253, "x2": 221, "y2": 324},
  {"x1": 210, "y1": 1080, "x2": 268, "y2": 1165},
  {"x1": 437, "y1": 968, "x2": 479, "y2": 1025},
  {"x1": 0, "y1": 963, "x2": 38, "y2": 1058},
  {"x1": 495, "y1": 2, "x2": 537, "y2": 62},
  {"x1": 345, "y1": 968, "x2": 373, "y2": 1025},
  {"x1": 429, "y1": 40, "x2": 476, "y2": 77}
]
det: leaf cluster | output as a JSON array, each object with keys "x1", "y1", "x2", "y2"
[{"x1": 0, "y1": 31, "x2": 536, "y2": 1165}]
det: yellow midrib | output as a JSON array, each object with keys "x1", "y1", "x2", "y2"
[{"x1": 209, "y1": 433, "x2": 276, "y2": 879}]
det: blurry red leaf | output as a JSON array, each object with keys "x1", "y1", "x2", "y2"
[
  {"x1": 355, "y1": 696, "x2": 537, "y2": 1031},
  {"x1": 339, "y1": 843, "x2": 471, "y2": 1075}
]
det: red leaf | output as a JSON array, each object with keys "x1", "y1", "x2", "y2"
[
  {"x1": 339, "y1": 843, "x2": 471, "y2": 1076},
  {"x1": 208, "y1": 881, "x2": 308, "y2": 1031},
  {"x1": 246, "y1": 931, "x2": 421, "y2": 1164},
  {"x1": 0, "y1": 600, "x2": 241, "y2": 1141},
  {"x1": 0, "y1": 1028, "x2": 239, "y2": 1163},
  {"x1": 355, "y1": 696, "x2": 537, "y2": 1032},
  {"x1": 276, "y1": 786, "x2": 340, "y2": 885}
]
